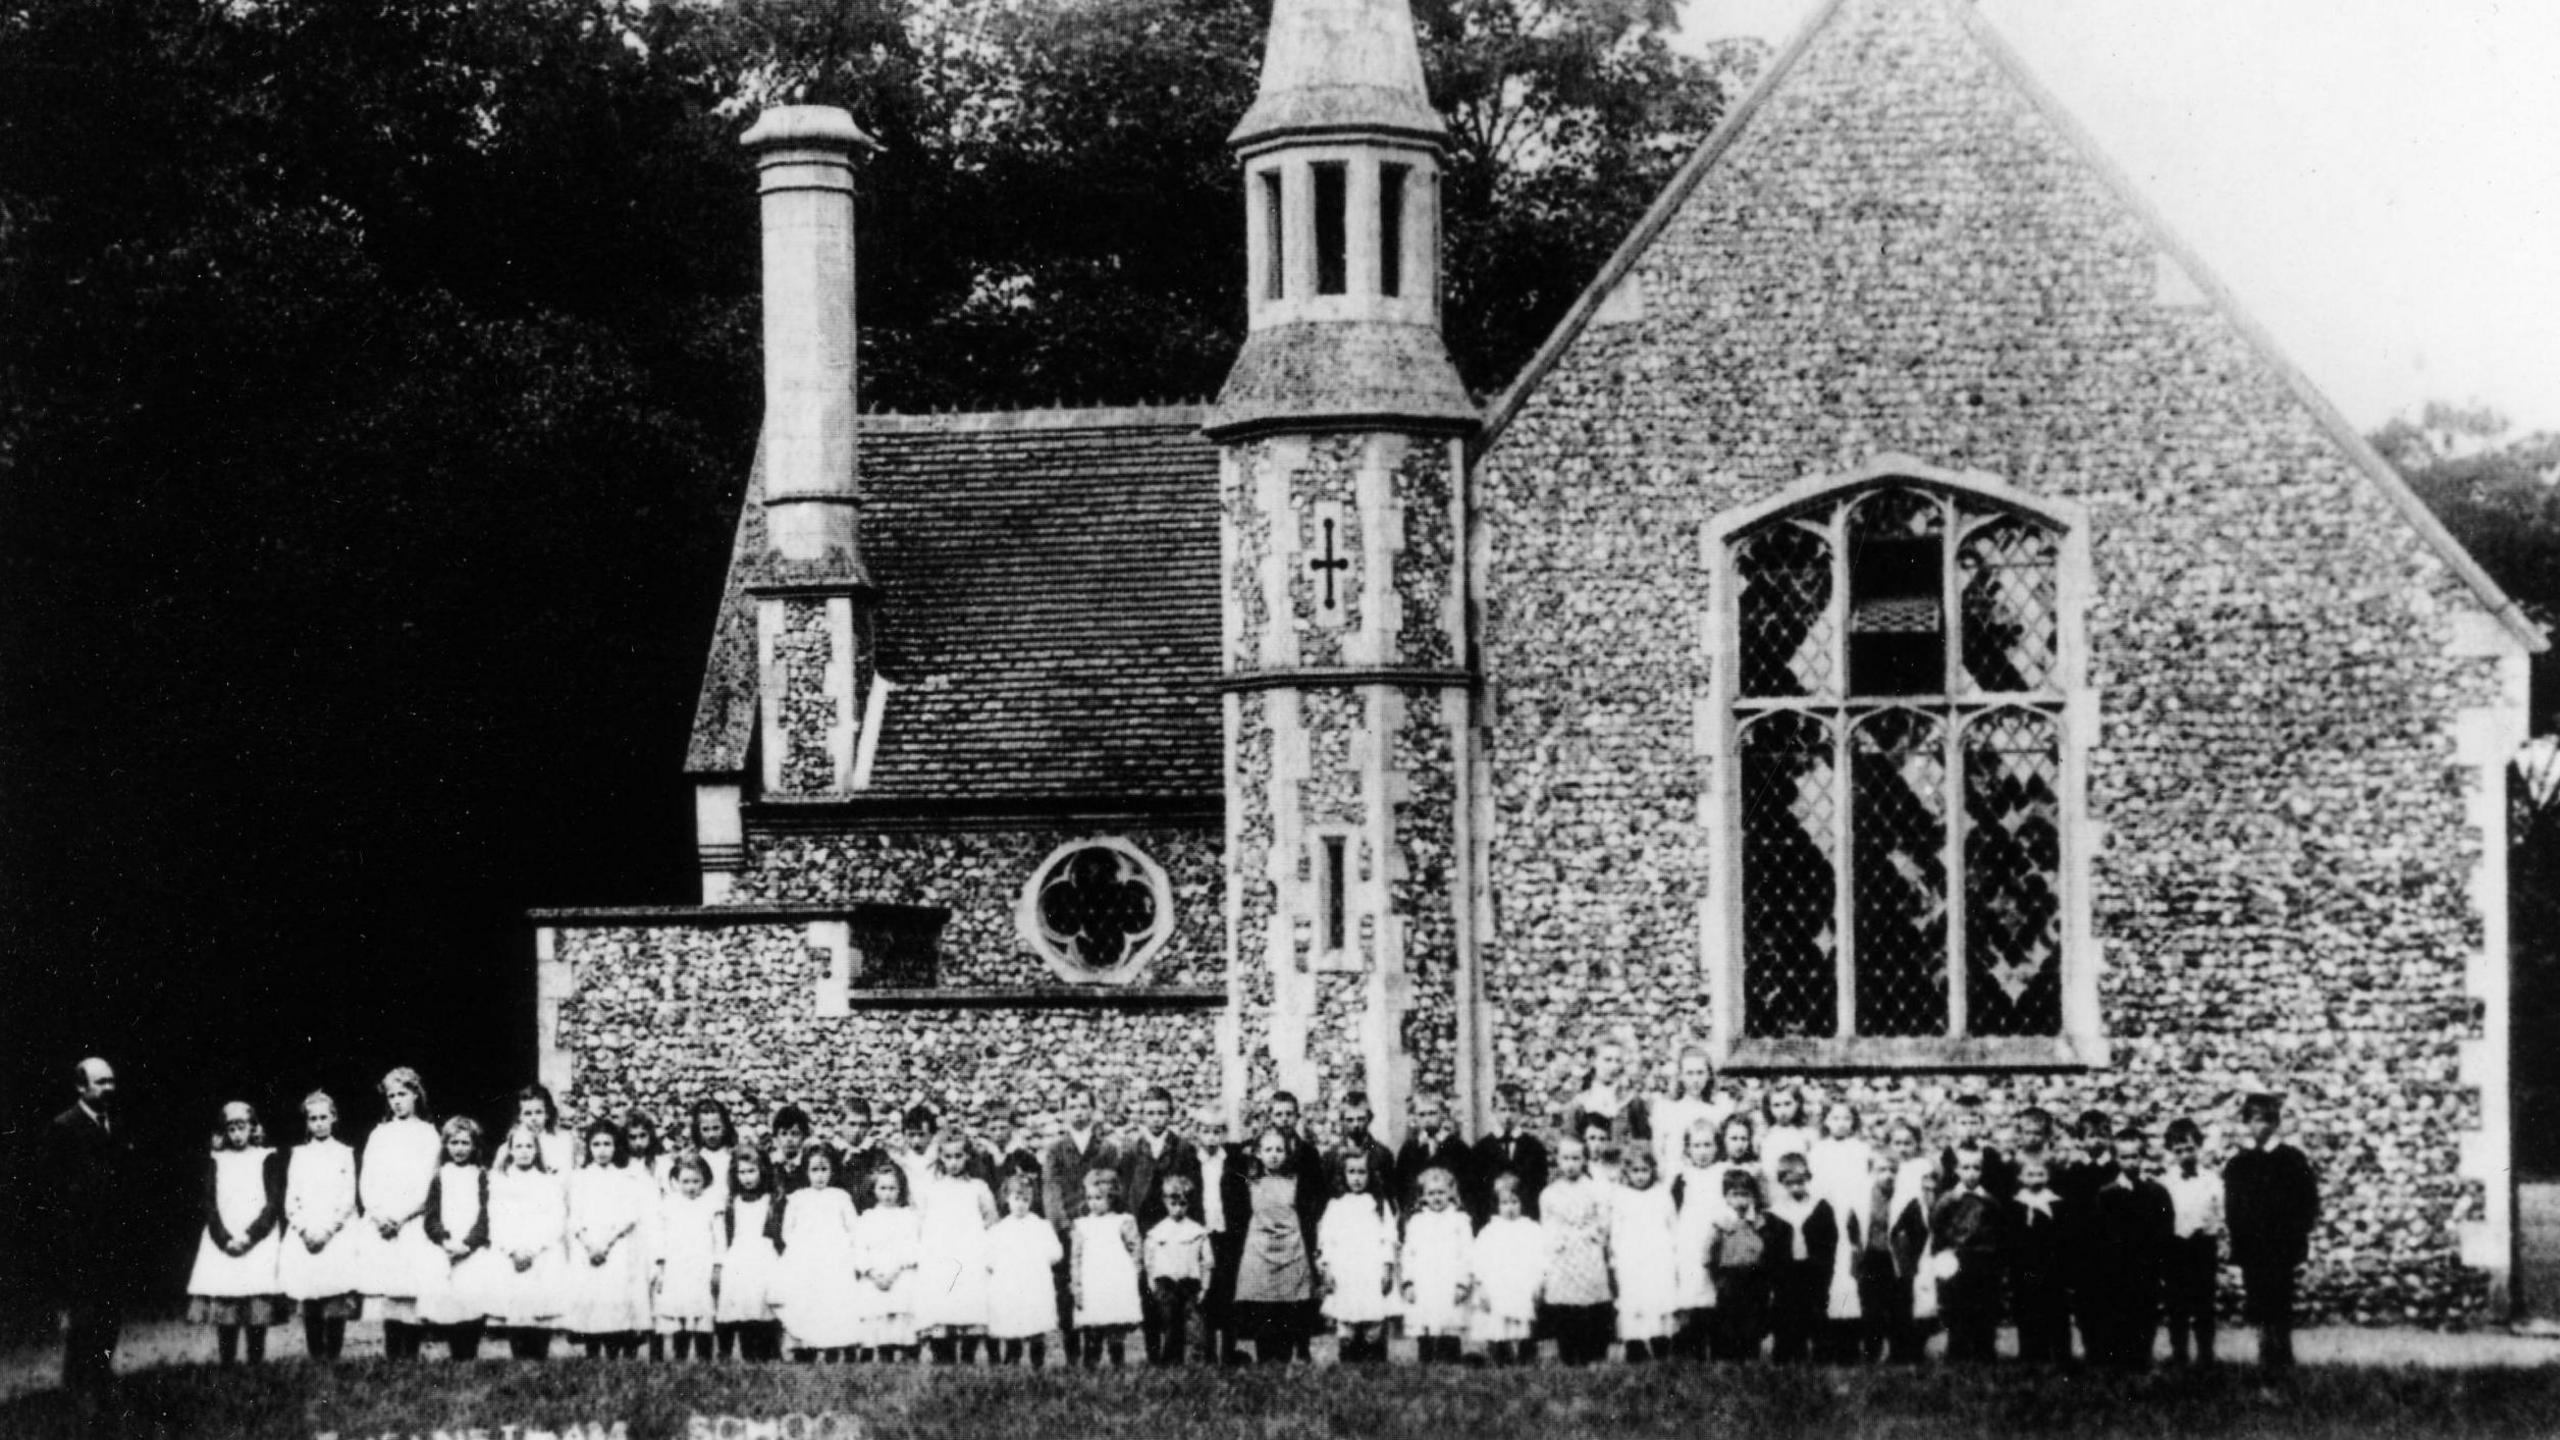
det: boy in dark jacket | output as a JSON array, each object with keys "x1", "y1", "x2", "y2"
[
  {"x1": 1929, "y1": 1146, "x2": 2007, "y2": 1363},
  {"x1": 2006, "y1": 1148, "x2": 2073, "y2": 1363},
  {"x1": 2084, "y1": 1126, "x2": 2174, "y2": 1369},
  {"x1": 1764, "y1": 1154, "x2": 1839, "y2": 1363},
  {"x1": 2222, "y1": 1092, "x2": 2319, "y2": 1370}
]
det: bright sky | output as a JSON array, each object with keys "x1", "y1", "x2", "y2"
[{"x1": 1676, "y1": 0, "x2": 2560, "y2": 435}]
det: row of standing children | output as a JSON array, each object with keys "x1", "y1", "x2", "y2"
[{"x1": 185, "y1": 1059, "x2": 2317, "y2": 1371}]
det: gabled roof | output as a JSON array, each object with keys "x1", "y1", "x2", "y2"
[
  {"x1": 686, "y1": 407, "x2": 1224, "y2": 804},
  {"x1": 1478, "y1": 0, "x2": 2543, "y2": 652}
]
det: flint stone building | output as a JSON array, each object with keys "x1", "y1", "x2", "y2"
[{"x1": 532, "y1": 0, "x2": 2543, "y2": 1322}]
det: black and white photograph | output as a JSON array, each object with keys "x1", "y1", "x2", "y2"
[{"x1": 3, "y1": 0, "x2": 2557, "y2": 1436}]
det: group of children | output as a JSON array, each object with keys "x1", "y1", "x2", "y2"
[{"x1": 184, "y1": 1052, "x2": 2320, "y2": 1371}]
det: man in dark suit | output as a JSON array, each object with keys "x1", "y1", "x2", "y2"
[
  {"x1": 2224, "y1": 1092, "x2": 2319, "y2": 1370},
  {"x1": 1393, "y1": 1091, "x2": 1473, "y2": 1215},
  {"x1": 1469, "y1": 1083, "x2": 1549, "y2": 1222},
  {"x1": 44, "y1": 1057, "x2": 132, "y2": 1396},
  {"x1": 1118, "y1": 1086, "x2": 1200, "y2": 1361}
]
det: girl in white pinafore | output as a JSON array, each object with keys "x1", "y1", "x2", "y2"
[
  {"x1": 653, "y1": 1155, "x2": 725, "y2": 1358},
  {"x1": 414, "y1": 1117, "x2": 493, "y2": 1355},
  {"x1": 913, "y1": 1133, "x2": 997, "y2": 1361},
  {"x1": 1069, "y1": 1170, "x2": 1143, "y2": 1366},
  {"x1": 1397, "y1": 1167, "x2": 1475, "y2": 1363},
  {"x1": 984, "y1": 1173, "x2": 1063, "y2": 1364},
  {"x1": 279, "y1": 1090, "x2": 364, "y2": 1362},
  {"x1": 474, "y1": 1123, "x2": 569, "y2": 1359},
  {"x1": 1316, "y1": 1152, "x2": 1398, "y2": 1362},
  {"x1": 1670, "y1": 1117, "x2": 1737, "y2": 1356},
  {"x1": 1806, "y1": 1100, "x2": 1878, "y2": 1230},
  {"x1": 356, "y1": 1067, "x2": 442, "y2": 1360},
  {"x1": 186, "y1": 1101, "x2": 288, "y2": 1365},
  {"x1": 562, "y1": 1122, "x2": 655, "y2": 1355},
  {"x1": 850, "y1": 1162, "x2": 924, "y2": 1356},
  {"x1": 773, "y1": 1149, "x2": 865, "y2": 1356},
  {"x1": 1468, "y1": 1174, "x2": 1545, "y2": 1365},
  {"x1": 717, "y1": 1150, "x2": 784, "y2": 1361},
  {"x1": 1609, "y1": 1148, "x2": 1680, "y2": 1358}
]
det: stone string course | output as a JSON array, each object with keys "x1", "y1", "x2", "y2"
[{"x1": 1471, "y1": 0, "x2": 2513, "y2": 1323}]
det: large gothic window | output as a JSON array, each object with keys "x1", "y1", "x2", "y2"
[{"x1": 1716, "y1": 465, "x2": 2094, "y2": 1065}]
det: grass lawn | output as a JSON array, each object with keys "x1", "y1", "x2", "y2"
[{"x1": 5, "y1": 1361, "x2": 2560, "y2": 1440}]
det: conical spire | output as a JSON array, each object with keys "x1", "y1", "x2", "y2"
[{"x1": 1230, "y1": 0, "x2": 1444, "y2": 149}]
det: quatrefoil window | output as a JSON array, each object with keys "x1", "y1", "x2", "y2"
[{"x1": 1017, "y1": 838, "x2": 1175, "y2": 985}]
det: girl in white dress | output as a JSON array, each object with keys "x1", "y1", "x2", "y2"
[
  {"x1": 563, "y1": 1121, "x2": 655, "y2": 1356},
  {"x1": 850, "y1": 1161, "x2": 923, "y2": 1359},
  {"x1": 279, "y1": 1090, "x2": 363, "y2": 1362},
  {"x1": 1669, "y1": 1118, "x2": 1732, "y2": 1359},
  {"x1": 1317, "y1": 1151, "x2": 1398, "y2": 1363},
  {"x1": 689, "y1": 1099, "x2": 737, "y2": 1209},
  {"x1": 1469, "y1": 1173, "x2": 1544, "y2": 1365},
  {"x1": 717, "y1": 1149, "x2": 784, "y2": 1360},
  {"x1": 1610, "y1": 1148, "x2": 1680, "y2": 1361},
  {"x1": 1398, "y1": 1166, "x2": 1474, "y2": 1364},
  {"x1": 1807, "y1": 1100, "x2": 1878, "y2": 1231},
  {"x1": 515, "y1": 1085, "x2": 577, "y2": 1179},
  {"x1": 475, "y1": 1122, "x2": 568, "y2": 1359},
  {"x1": 654, "y1": 1155, "x2": 724, "y2": 1358},
  {"x1": 773, "y1": 1148, "x2": 865, "y2": 1359},
  {"x1": 1759, "y1": 1085, "x2": 1817, "y2": 1193},
  {"x1": 1648, "y1": 1046, "x2": 1731, "y2": 1179},
  {"x1": 186, "y1": 1101, "x2": 287, "y2": 1365},
  {"x1": 621, "y1": 1109, "x2": 670, "y2": 1361},
  {"x1": 985, "y1": 1173, "x2": 1063, "y2": 1366},
  {"x1": 1069, "y1": 1169, "x2": 1142, "y2": 1367},
  {"x1": 357, "y1": 1067, "x2": 440, "y2": 1361},
  {"x1": 415, "y1": 1117, "x2": 492, "y2": 1357},
  {"x1": 914, "y1": 1131, "x2": 997, "y2": 1364}
]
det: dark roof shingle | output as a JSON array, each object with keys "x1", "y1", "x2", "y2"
[{"x1": 686, "y1": 407, "x2": 1224, "y2": 802}]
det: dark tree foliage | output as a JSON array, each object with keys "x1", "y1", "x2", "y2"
[{"x1": 0, "y1": 0, "x2": 1758, "y2": 1317}]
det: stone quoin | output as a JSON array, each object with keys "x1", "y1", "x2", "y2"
[{"x1": 532, "y1": 0, "x2": 2543, "y2": 1324}]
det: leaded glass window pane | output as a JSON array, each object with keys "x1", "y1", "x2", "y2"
[
  {"x1": 1963, "y1": 709, "x2": 2063, "y2": 1034},
  {"x1": 1847, "y1": 489, "x2": 1946, "y2": 696},
  {"x1": 1850, "y1": 709, "x2": 1949, "y2": 1035},
  {"x1": 1739, "y1": 712, "x2": 1838, "y2": 1037},
  {"x1": 1737, "y1": 523, "x2": 1834, "y2": 699},
  {"x1": 1958, "y1": 518, "x2": 2059, "y2": 693}
]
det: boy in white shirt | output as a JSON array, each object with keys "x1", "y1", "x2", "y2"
[
  {"x1": 1142, "y1": 1176, "x2": 1212, "y2": 1365},
  {"x1": 2160, "y1": 1116, "x2": 2226, "y2": 1364}
]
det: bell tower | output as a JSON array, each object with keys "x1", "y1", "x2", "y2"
[{"x1": 1208, "y1": 0, "x2": 1482, "y2": 1145}]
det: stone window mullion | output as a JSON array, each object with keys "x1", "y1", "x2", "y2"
[{"x1": 1828, "y1": 500, "x2": 1855, "y2": 1041}]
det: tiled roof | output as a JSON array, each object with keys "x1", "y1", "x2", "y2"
[{"x1": 686, "y1": 407, "x2": 1225, "y2": 802}]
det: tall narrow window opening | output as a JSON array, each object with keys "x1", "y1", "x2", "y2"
[
  {"x1": 1313, "y1": 162, "x2": 1348, "y2": 295},
  {"x1": 1260, "y1": 170, "x2": 1286, "y2": 300},
  {"x1": 1379, "y1": 164, "x2": 1409, "y2": 297},
  {"x1": 1320, "y1": 834, "x2": 1349, "y2": 954}
]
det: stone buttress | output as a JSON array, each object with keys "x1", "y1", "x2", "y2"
[{"x1": 1208, "y1": 0, "x2": 1485, "y2": 1145}]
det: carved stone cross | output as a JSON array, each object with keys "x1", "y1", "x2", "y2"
[{"x1": 1309, "y1": 516, "x2": 1352, "y2": 610}]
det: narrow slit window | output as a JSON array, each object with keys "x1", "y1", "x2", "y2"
[
  {"x1": 1313, "y1": 162, "x2": 1348, "y2": 296},
  {"x1": 1379, "y1": 164, "x2": 1409, "y2": 297},
  {"x1": 1260, "y1": 170, "x2": 1286, "y2": 300},
  {"x1": 1321, "y1": 834, "x2": 1349, "y2": 953}
]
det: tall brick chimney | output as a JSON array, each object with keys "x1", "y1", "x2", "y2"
[
  {"x1": 737, "y1": 105, "x2": 878, "y2": 806},
  {"x1": 740, "y1": 105, "x2": 872, "y2": 566}
]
